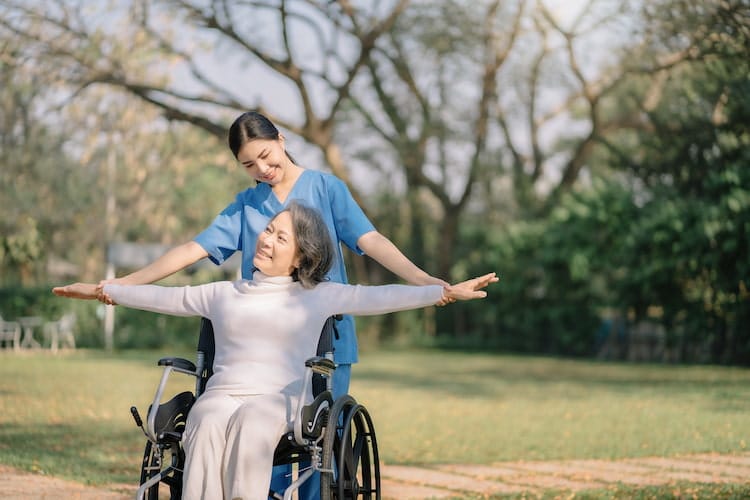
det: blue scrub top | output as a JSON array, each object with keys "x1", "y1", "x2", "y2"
[{"x1": 194, "y1": 169, "x2": 375, "y2": 364}]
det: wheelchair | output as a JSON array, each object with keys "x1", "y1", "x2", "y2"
[{"x1": 130, "y1": 317, "x2": 381, "y2": 500}]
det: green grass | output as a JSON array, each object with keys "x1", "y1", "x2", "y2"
[
  {"x1": 0, "y1": 349, "x2": 195, "y2": 485},
  {"x1": 351, "y1": 350, "x2": 750, "y2": 464},
  {"x1": 1, "y1": 348, "x2": 749, "y2": 495}
]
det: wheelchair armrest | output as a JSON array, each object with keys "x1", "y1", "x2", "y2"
[
  {"x1": 305, "y1": 357, "x2": 336, "y2": 371},
  {"x1": 158, "y1": 357, "x2": 197, "y2": 373},
  {"x1": 300, "y1": 390, "x2": 334, "y2": 440}
]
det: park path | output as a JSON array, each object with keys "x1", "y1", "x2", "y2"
[
  {"x1": 1, "y1": 452, "x2": 749, "y2": 499},
  {"x1": 378, "y1": 452, "x2": 750, "y2": 498}
]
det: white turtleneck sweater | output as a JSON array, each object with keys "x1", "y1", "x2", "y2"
[{"x1": 104, "y1": 273, "x2": 443, "y2": 397}]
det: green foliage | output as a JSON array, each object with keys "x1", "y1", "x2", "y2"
[
  {"x1": 443, "y1": 162, "x2": 749, "y2": 364},
  {"x1": 441, "y1": 182, "x2": 633, "y2": 357},
  {"x1": 433, "y1": 0, "x2": 750, "y2": 363},
  {"x1": 113, "y1": 309, "x2": 201, "y2": 350},
  {"x1": 610, "y1": 0, "x2": 750, "y2": 362},
  {"x1": 3, "y1": 217, "x2": 43, "y2": 266}
]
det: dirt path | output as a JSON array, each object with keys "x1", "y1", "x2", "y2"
[{"x1": 2, "y1": 452, "x2": 749, "y2": 499}]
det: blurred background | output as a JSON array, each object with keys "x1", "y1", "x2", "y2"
[{"x1": 1, "y1": 0, "x2": 748, "y2": 363}]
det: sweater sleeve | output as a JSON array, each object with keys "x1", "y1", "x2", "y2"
[
  {"x1": 103, "y1": 283, "x2": 222, "y2": 318},
  {"x1": 316, "y1": 283, "x2": 444, "y2": 317}
]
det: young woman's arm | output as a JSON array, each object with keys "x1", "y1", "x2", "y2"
[
  {"x1": 107, "y1": 241, "x2": 208, "y2": 285},
  {"x1": 51, "y1": 241, "x2": 209, "y2": 301},
  {"x1": 96, "y1": 241, "x2": 209, "y2": 303},
  {"x1": 357, "y1": 231, "x2": 448, "y2": 287}
]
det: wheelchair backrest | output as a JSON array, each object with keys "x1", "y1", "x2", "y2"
[{"x1": 195, "y1": 315, "x2": 339, "y2": 396}]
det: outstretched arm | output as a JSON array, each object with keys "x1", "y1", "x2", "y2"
[
  {"x1": 106, "y1": 241, "x2": 209, "y2": 286},
  {"x1": 96, "y1": 241, "x2": 208, "y2": 303},
  {"x1": 51, "y1": 241, "x2": 208, "y2": 302},
  {"x1": 320, "y1": 272, "x2": 499, "y2": 318},
  {"x1": 357, "y1": 231, "x2": 447, "y2": 286},
  {"x1": 55, "y1": 282, "x2": 218, "y2": 318}
]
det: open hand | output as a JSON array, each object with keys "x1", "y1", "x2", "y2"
[
  {"x1": 52, "y1": 282, "x2": 99, "y2": 300},
  {"x1": 442, "y1": 272, "x2": 499, "y2": 302}
]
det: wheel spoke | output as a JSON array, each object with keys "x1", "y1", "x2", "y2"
[{"x1": 350, "y1": 430, "x2": 365, "y2": 476}]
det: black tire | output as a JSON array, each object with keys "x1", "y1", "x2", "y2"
[
  {"x1": 320, "y1": 396, "x2": 381, "y2": 500},
  {"x1": 138, "y1": 440, "x2": 184, "y2": 500},
  {"x1": 139, "y1": 441, "x2": 161, "y2": 500}
]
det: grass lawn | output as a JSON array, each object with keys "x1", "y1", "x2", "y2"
[
  {"x1": 351, "y1": 350, "x2": 750, "y2": 464},
  {"x1": 0, "y1": 348, "x2": 749, "y2": 494}
]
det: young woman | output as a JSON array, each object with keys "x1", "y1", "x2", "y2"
[{"x1": 53, "y1": 202, "x2": 498, "y2": 500}]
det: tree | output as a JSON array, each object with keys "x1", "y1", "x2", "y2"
[
  {"x1": 1, "y1": 0, "x2": 408, "y2": 192},
  {"x1": 0, "y1": 39, "x2": 90, "y2": 285},
  {"x1": 2, "y1": 0, "x2": 418, "y2": 285},
  {"x1": 339, "y1": 0, "x2": 670, "y2": 280},
  {"x1": 0, "y1": 27, "x2": 244, "y2": 286},
  {"x1": 604, "y1": 0, "x2": 750, "y2": 362},
  {"x1": 2, "y1": 0, "x2": 656, "y2": 283},
  {"x1": 452, "y1": 0, "x2": 750, "y2": 362}
]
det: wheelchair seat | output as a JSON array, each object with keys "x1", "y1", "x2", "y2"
[{"x1": 131, "y1": 317, "x2": 380, "y2": 500}]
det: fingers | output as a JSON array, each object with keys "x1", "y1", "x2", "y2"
[
  {"x1": 470, "y1": 272, "x2": 499, "y2": 290},
  {"x1": 52, "y1": 285, "x2": 72, "y2": 297},
  {"x1": 100, "y1": 294, "x2": 116, "y2": 305},
  {"x1": 96, "y1": 279, "x2": 120, "y2": 304},
  {"x1": 437, "y1": 287, "x2": 457, "y2": 306},
  {"x1": 51, "y1": 283, "x2": 97, "y2": 300}
]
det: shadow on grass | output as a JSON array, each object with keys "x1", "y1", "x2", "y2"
[
  {"x1": 0, "y1": 420, "x2": 144, "y2": 485},
  {"x1": 354, "y1": 353, "x2": 750, "y2": 402}
]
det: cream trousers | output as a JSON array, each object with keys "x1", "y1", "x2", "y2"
[{"x1": 181, "y1": 391, "x2": 294, "y2": 500}]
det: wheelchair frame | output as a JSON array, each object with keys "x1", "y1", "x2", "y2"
[{"x1": 130, "y1": 317, "x2": 381, "y2": 500}]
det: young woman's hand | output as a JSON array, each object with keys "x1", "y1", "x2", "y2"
[
  {"x1": 442, "y1": 272, "x2": 499, "y2": 302},
  {"x1": 96, "y1": 280, "x2": 117, "y2": 305}
]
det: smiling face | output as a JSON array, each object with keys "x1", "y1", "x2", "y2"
[
  {"x1": 253, "y1": 211, "x2": 300, "y2": 277},
  {"x1": 237, "y1": 137, "x2": 291, "y2": 186}
]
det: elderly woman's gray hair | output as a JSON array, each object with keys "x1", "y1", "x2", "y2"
[{"x1": 282, "y1": 201, "x2": 334, "y2": 288}]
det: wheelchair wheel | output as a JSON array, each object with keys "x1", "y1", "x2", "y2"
[
  {"x1": 320, "y1": 395, "x2": 381, "y2": 500},
  {"x1": 139, "y1": 441, "x2": 161, "y2": 500},
  {"x1": 138, "y1": 440, "x2": 184, "y2": 500}
]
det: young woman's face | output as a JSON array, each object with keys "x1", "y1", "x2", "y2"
[
  {"x1": 253, "y1": 211, "x2": 300, "y2": 276},
  {"x1": 236, "y1": 137, "x2": 290, "y2": 185}
]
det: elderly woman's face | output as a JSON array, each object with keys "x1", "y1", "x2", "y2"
[{"x1": 253, "y1": 211, "x2": 299, "y2": 276}]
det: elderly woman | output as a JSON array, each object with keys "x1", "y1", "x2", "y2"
[{"x1": 53, "y1": 201, "x2": 497, "y2": 500}]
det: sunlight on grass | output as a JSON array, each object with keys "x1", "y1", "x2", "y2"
[
  {"x1": 350, "y1": 350, "x2": 750, "y2": 465},
  {"x1": 1, "y1": 348, "x2": 749, "y2": 487},
  {"x1": 0, "y1": 349, "x2": 194, "y2": 484}
]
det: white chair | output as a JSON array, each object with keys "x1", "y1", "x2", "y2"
[
  {"x1": 44, "y1": 313, "x2": 77, "y2": 353},
  {"x1": 0, "y1": 315, "x2": 21, "y2": 351}
]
